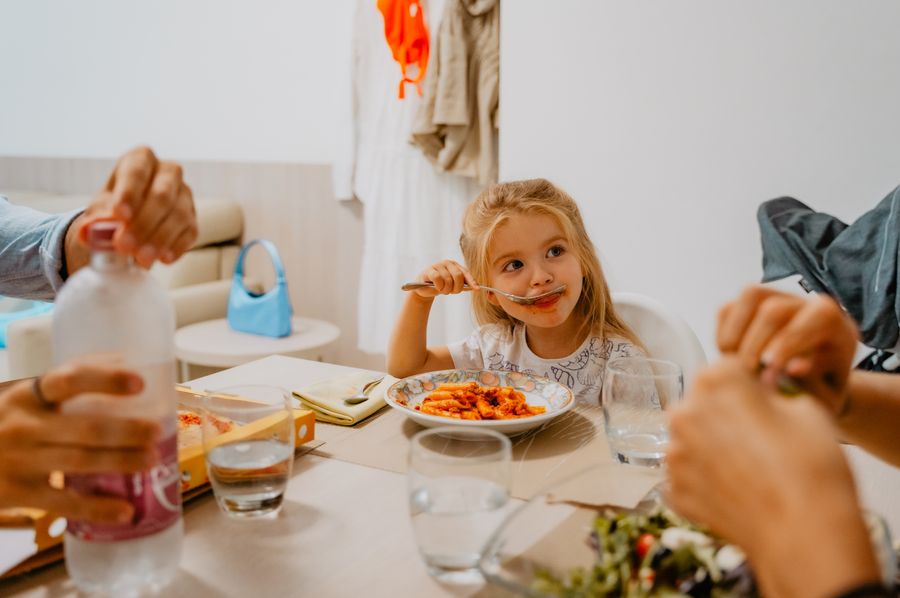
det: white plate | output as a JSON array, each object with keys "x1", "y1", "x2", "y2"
[{"x1": 385, "y1": 369, "x2": 575, "y2": 435}]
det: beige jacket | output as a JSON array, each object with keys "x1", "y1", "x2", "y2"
[{"x1": 410, "y1": 0, "x2": 499, "y2": 185}]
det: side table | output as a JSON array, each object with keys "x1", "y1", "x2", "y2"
[{"x1": 174, "y1": 316, "x2": 340, "y2": 381}]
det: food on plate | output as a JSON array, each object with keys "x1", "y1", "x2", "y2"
[
  {"x1": 414, "y1": 382, "x2": 546, "y2": 420},
  {"x1": 177, "y1": 409, "x2": 234, "y2": 450},
  {"x1": 533, "y1": 506, "x2": 758, "y2": 597}
]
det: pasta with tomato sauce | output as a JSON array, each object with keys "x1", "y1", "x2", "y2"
[{"x1": 414, "y1": 381, "x2": 546, "y2": 420}]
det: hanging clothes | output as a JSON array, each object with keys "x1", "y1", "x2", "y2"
[
  {"x1": 410, "y1": 0, "x2": 500, "y2": 185},
  {"x1": 333, "y1": 0, "x2": 483, "y2": 355},
  {"x1": 377, "y1": 0, "x2": 430, "y2": 99}
]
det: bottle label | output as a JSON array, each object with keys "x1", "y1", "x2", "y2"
[{"x1": 66, "y1": 433, "x2": 181, "y2": 542}]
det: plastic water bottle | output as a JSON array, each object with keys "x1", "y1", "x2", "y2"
[{"x1": 52, "y1": 221, "x2": 182, "y2": 595}]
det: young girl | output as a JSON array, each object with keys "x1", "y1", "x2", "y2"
[{"x1": 387, "y1": 178, "x2": 643, "y2": 405}]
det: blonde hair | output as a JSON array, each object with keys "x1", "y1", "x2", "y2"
[{"x1": 459, "y1": 178, "x2": 641, "y2": 347}]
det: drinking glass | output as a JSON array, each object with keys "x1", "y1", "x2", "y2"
[
  {"x1": 602, "y1": 357, "x2": 683, "y2": 467},
  {"x1": 201, "y1": 384, "x2": 295, "y2": 518},
  {"x1": 408, "y1": 427, "x2": 513, "y2": 584}
]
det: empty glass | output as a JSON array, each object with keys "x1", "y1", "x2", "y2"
[
  {"x1": 408, "y1": 427, "x2": 513, "y2": 584},
  {"x1": 602, "y1": 357, "x2": 683, "y2": 467},
  {"x1": 201, "y1": 384, "x2": 294, "y2": 518}
]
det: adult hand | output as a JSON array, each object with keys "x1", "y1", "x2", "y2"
[
  {"x1": 0, "y1": 363, "x2": 159, "y2": 523},
  {"x1": 667, "y1": 357, "x2": 879, "y2": 598},
  {"x1": 66, "y1": 146, "x2": 198, "y2": 272},
  {"x1": 413, "y1": 259, "x2": 479, "y2": 299},
  {"x1": 716, "y1": 286, "x2": 859, "y2": 416}
]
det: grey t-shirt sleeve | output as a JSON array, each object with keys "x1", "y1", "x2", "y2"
[
  {"x1": 447, "y1": 327, "x2": 486, "y2": 369},
  {"x1": 0, "y1": 196, "x2": 82, "y2": 301}
]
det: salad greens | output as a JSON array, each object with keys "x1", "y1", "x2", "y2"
[{"x1": 532, "y1": 507, "x2": 759, "y2": 597}]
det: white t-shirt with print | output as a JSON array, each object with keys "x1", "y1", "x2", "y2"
[{"x1": 447, "y1": 323, "x2": 642, "y2": 406}]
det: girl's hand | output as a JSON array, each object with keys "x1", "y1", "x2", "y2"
[
  {"x1": 413, "y1": 260, "x2": 478, "y2": 299},
  {"x1": 716, "y1": 286, "x2": 858, "y2": 417},
  {"x1": 0, "y1": 362, "x2": 160, "y2": 523}
]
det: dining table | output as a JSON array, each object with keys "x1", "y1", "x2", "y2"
[{"x1": 2, "y1": 355, "x2": 899, "y2": 597}]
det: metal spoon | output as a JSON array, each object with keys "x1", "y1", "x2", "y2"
[
  {"x1": 401, "y1": 282, "x2": 567, "y2": 306},
  {"x1": 343, "y1": 376, "x2": 386, "y2": 405}
]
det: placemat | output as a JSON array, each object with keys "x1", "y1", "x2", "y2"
[{"x1": 311, "y1": 404, "x2": 663, "y2": 507}]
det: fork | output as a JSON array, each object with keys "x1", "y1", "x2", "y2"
[
  {"x1": 343, "y1": 376, "x2": 386, "y2": 405},
  {"x1": 401, "y1": 282, "x2": 567, "y2": 306}
]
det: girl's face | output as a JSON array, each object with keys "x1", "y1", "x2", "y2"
[{"x1": 486, "y1": 212, "x2": 583, "y2": 330}]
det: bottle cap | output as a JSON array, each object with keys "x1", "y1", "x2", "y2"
[{"x1": 86, "y1": 221, "x2": 119, "y2": 250}]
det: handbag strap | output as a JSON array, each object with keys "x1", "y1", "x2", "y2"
[{"x1": 233, "y1": 239, "x2": 287, "y2": 283}]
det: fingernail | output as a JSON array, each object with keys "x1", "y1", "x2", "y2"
[
  {"x1": 137, "y1": 245, "x2": 156, "y2": 264},
  {"x1": 784, "y1": 357, "x2": 803, "y2": 373},
  {"x1": 119, "y1": 232, "x2": 136, "y2": 250},
  {"x1": 114, "y1": 204, "x2": 132, "y2": 220},
  {"x1": 759, "y1": 367, "x2": 778, "y2": 388},
  {"x1": 760, "y1": 351, "x2": 774, "y2": 366},
  {"x1": 117, "y1": 506, "x2": 134, "y2": 523},
  {"x1": 126, "y1": 377, "x2": 143, "y2": 393},
  {"x1": 161, "y1": 250, "x2": 174, "y2": 263}
]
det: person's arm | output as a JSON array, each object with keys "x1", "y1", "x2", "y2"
[
  {"x1": 830, "y1": 582, "x2": 894, "y2": 598},
  {"x1": 667, "y1": 358, "x2": 882, "y2": 598},
  {"x1": 745, "y1": 486, "x2": 883, "y2": 598},
  {"x1": 387, "y1": 293, "x2": 454, "y2": 377},
  {"x1": 0, "y1": 197, "x2": 81, "y2": 300},
  {"x1": 0, "y1": 147, "x2": 197, "y2": 301},
  {"x1": 838, "y1": 370, "x2": 900, "y2": 467},
  {"x1": 386, "y1": 259, "x2": 475, "y2": 377}
]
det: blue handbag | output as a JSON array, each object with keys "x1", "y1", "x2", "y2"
[{"x1": 227, "y1": 239, "x2": 293, "y2": 338}]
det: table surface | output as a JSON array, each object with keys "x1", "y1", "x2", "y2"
[
  {"x1": 174, "y1": 317, "x2": 340, "y2": 368},
  {"x1": 4, "y1": 356, "x2": 899, "y2": 597}
]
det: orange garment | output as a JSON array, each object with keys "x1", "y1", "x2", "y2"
[{"x1": 376, "y1": 0, "x2": 429, "y2": 99}]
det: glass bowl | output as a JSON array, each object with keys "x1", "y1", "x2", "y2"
[{"x1": 478, "y1": 464, "x2": 896, "y2": 597}]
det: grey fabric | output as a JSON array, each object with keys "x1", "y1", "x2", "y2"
[{"x1": 758, "y1": 186, "x2": 900, "y2": 349}]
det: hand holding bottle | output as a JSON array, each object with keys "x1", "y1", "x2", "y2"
[
  {"x1": 65, "y1": 145, "x2": 198, "y2": 272},
  {"x1": 0, "y1": 362, "x2": 158, "y2": 522},
  {"x1": 53, "y1": 220, "x2": 183, "y2": 593}
]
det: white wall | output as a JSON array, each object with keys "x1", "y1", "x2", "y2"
[
  {"x1": 500, "y1": 0, "x2": 900, "y2": 358},
  {"x1": 0, "y1": 0, "x2": 353, "y2": 163}
]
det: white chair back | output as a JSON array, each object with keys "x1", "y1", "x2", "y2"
[{"x1": 612, "y1": 292, "x2": 707, "y2": 385}]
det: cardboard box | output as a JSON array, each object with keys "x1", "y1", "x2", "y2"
[{"x1": 175, "y1": 386, "x2": 316, "y2": 493}]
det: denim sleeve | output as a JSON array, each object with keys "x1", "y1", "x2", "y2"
[{"x1": 0, "y1": 196, "x2": 83, "y2": 301}]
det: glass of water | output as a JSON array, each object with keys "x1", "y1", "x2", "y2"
[
  {"x1": 408, "y1": 427, "x2": 512, "y2": 585},
  {"x1": 602, "y1": 357, "x2": 683, "y2": 467},
  {"x1": 201, "y1": 384, "x2": 295, "y2": 519}
]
